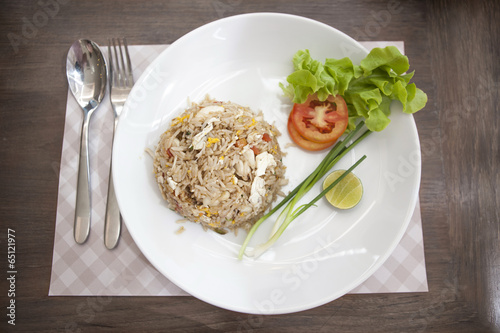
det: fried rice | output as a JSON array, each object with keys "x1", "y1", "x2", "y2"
[{"x1": 153, "y1": 96, "x2": 287, "y2": 234}]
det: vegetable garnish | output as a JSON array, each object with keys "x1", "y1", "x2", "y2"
[
  {"x1": 280, "y1": 46, "x2": 428, "y2": 133},
  {"x1": 323, "y1": 169, "x2": 363, "y2": 209},
  {"x1": 237, "y1": 46, "x2": 427, "y2": 260},
  {"x1": 290, "y1": 93, "x2": 349, "y2": 144},
  {"x1": 287, "y1": 113, "x2": 337, "y2": 151},
  {"x1": 257, "y1": 156, "x2": 366, "y2": 258}
]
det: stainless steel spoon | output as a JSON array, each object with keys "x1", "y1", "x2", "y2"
[{"x1": 66, "y1": 39, "x2": 107, "y2": 244}]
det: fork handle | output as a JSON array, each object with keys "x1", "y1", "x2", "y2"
[
  {"x1": 74, "y1": 113, "x2": 92, "y2": 244},
  {"x1": 104, "y1": 163, "x2": 121, "y2": 249},
  {"x1": 104, "y1": 121, "x2": 122, "y2": 250}
]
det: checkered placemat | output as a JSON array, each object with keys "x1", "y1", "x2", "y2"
[{"x1": 49, "y1": 42, "x2": 428, "y2": 296}]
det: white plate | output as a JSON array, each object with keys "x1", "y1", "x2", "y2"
[{"x1": 113, "y1": 13, "x2": 421, "y2": 314}]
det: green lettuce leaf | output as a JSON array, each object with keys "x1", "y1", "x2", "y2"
[
  {"x1": 359, "y1": 46, "x2": 410, "y2": 76},
  {"x1": 280, "y1": 46, "x2": 427, "y2": 132},
  {"x1": 324, "y1": 57, "x2": 355, "y2": 95},
  {"x1": 404, "y1": 83, "x2": 428, "y2": 114}
]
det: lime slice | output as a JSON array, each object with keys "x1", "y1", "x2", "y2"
[{"x1": 322, "y1": 170, "x2": 363, "y2": 209}]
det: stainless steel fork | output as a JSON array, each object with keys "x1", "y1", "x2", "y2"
[{"x1": 104, "y1": 38, "x2": 134, "y2": 249}]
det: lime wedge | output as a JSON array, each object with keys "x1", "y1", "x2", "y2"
[{"x1": 322, "y1": 170, "x2": 363, "y2": 209}]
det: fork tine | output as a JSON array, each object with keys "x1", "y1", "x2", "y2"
[
  {"x1": 107, "y1": 38, "x2": 134, "y2": 90},
  {"x1": 117, "y1": 39, "x2": 126, "y2": 85},
  {"x1": 107, "y1": 39, "x2": 114, "y2": 86},
  {"x1": 110, "y1": 38, "x2": 118, "y2": 87},
  {"x1": 122, "y1": 38, "x2": 134, "y2": 85}
]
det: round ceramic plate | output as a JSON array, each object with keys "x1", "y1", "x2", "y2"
[{"x1": 113, "y1": 13, "x2": 421, "y2": 314}]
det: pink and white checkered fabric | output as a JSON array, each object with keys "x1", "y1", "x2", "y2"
[{"x1": 49, "y1": 42, "x2": 428, "y2": 297}]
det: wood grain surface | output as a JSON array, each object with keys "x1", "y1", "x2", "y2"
[{"x1": 0, "y1": 0, "x2": 498, "y2": 332}]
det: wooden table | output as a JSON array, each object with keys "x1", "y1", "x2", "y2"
[{"x1": 1, "y1": 0, "x2": 498, "y2": 332}]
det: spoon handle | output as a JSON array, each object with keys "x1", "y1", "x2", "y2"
[
  {"x1": 74, "y1": 113, "x2": 92, "y2": 244},
  {"x1": 104, "y1": 152, "x2": 121, "y2": 249}
]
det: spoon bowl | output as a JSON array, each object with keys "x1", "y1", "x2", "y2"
[{"x1": 66, "y1": 39, "x2": 107, "y2": 244}]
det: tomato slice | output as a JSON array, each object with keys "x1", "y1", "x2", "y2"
[
  {"x1": 291, "y1": 94, "x2": 348, "y2": 143},
  {"x1": 287, "y1": 113, "x2": 336, "y2": 151}
]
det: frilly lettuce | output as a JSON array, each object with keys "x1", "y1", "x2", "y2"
[{"x1": 279, "y1": 46, "x2": 427, "y2": 132}]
